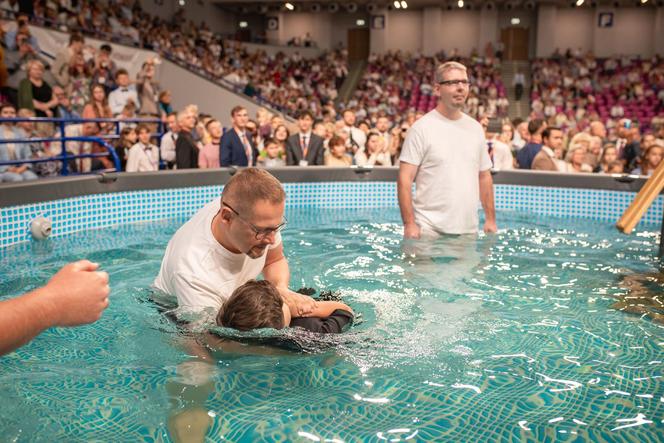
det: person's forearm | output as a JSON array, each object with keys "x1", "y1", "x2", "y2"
[
  {"x1": 479, "y1": 173, "x2": 496, "y2": 223},
  {"x1": 397, "y1": 174, "x2": 416, "y2": 225},
  {"x1": 0, "y1": 288, "x2": 55, "y2": 355},
  {"x1": 305, "y1": 301, "x2": 352, "y2": 318},
  {"x1": 262, "y1": 255, "x2": 290, "y2": 290}
]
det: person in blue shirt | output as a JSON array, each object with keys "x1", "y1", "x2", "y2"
[{"x1": 516, "y1": 118, "x2": 546, "y2": 169}]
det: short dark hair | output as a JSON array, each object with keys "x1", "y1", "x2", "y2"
[
  {"x1": 528, "y1": 118, "x2": 545, "y2": 136},
  {"x1": 263, "y1": 137, "x2": 278, "y2": 147},
  {"x1": 135, "y1": 123, "x2": 150, "y2": 134},
  {"x1": 205, "y1": 119, "x2": 219, "y2": 131},
  {"x1": 69, "y1": 33, "x2": 84, "y2": 45},
  {"x1": 0, "y1": 103, "x2": 16, "y2": 113},
  {"x1": 328, "y1": 135, "x2": 345, "y2": 148},
  {"x1": 297, "y1": 110, "x2": 314, "y2": 120},
  {"x1": 115, "y1": 68, "x2": 128, "y2": 79},
  {"x1": 542, "y1": 126, "x2": 561, "y2": 141},
  {"x1": 231, "y1": 106, "x2": 246, "y2": 117},
  {"x1": 100, "y1": 44, "x2": 112, "y2": 53},
  {"x1": 216, "y1": 280, "x2": 285, "y2": 331}
]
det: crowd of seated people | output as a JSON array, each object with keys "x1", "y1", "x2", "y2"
[
  {"x1": 3, "y1": 0, "x2": 347, "y2": 120},
  {"x1": 530, "y1": 51, "x2": 664, "y2": 133},
  {"x1": 490, "y1": 114, "x2": 664, "y2": 176}
]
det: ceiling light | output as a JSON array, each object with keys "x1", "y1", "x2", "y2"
[
  {"x1": 400, "y1": 0, "x2": 408, "y2": 8},
  {"x1": 458, "y1": 0, "x2": 464, "y2": 8},
  {"x1": 394, "y1": 0, "x2": 401, "y2": 8},
  {"x1": 575, "y1": 0, "x2": 584, "y2": 6},
  {"x1": 285, "y1": 2, "x2": 294, "y2": 10},
  {"x1": 239, "y1": 21, "x2": 248, "y2": 28},
  {"x1": 356, "y1": 19, "x2": 366, "y2": 26},
  {"x1": 511, "y1": 17, "x2": 521, "y2": 25}
]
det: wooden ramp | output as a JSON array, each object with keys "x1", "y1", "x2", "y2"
[{"x1": 617, "y1": 161, "x2": 664, "y2": 234}]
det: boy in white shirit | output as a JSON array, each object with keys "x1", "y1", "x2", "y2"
[{"x1": 125, "y1": 124, "x2": 159, "y2": 172}]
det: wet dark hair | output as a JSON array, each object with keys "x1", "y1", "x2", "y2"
[{"x1": 216, "y1": 280, "x2": 285, "y2": 331}]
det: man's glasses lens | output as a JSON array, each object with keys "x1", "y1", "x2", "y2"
[{"x1": 440, "y1": 80, "x2": 470, "y2": 86}]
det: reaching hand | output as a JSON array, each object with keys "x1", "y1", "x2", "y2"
[
  {"x1": 279, "y1": 289, "x2": 317, "y2": 317},
  {"x1": 41, "y1": 260, "x2": 110, "y2": 327}
]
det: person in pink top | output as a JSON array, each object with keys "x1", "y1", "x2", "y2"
[{"x1": 198, "y1": 119, "x2": 222, "y2": 169}]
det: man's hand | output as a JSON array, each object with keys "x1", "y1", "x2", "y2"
[
  {"x1": 483, "y1": 220, "x2": 498, "y2": 233},
  {"x1": 277, "y1": 287, "x2": 317, "y2": 317},
  {"x1": 40, "y1": 260, "x2": 110, "y2": 327},
  {"x1": 403, "y1": 222, "x2": 421, "y2": 239}
]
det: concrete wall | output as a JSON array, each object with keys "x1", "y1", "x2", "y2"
[
  {"x1": 537, "y1": 6, "x2": 662, "y2": 57},
  {"x1": 265, "y1": 11, "x2": 369, "y2": 50}
]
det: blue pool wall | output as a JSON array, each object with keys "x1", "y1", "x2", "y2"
[{"x1": 2, "y1": 180, "x2": 662, "y2": 247}]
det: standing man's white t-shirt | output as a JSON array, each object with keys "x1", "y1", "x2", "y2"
[
  {"x1": 153, "y1": 199, "x2": 281, "y2": 312},
  {"x1": 399, "y1": 110, "x2": 492, "y2": 234}
]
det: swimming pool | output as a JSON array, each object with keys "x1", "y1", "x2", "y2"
[{"x1": 1, "y1": 172, "x2": 663, "y2": 441}]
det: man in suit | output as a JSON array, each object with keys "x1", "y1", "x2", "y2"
[
  {"x1": 532, "y1": 127, "x2": 563, "y2": 172},
  {"x1": 285, "y1": 110, "x2": 325, "y2": 166},
  {"x1": 220, "y1": 106, "x2": 258, "y2": 167}
]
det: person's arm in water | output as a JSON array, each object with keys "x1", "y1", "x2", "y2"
[
  {"x1": 299, "y1": 300, "x2": 353, "y2": 318},
  {"x1": 290, "y1": 301, "x2": 354, "y2": 334},
  {"x1": 0, "y1": 260, "x2": 110, "y2": 356},
  {"x1": 262, "y1": 242, "x2": 317, "y2": 317},
  {"x1": 397, "y1": 161, "x2": 421, "y2": 239},
  {"x1": 479, "y1": 170, "x2": 497, "y2": 233}
]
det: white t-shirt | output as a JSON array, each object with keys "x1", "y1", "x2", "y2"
[
  {"x1": 399, "y1": 109, "x2": 492, "y2": 234},
  {"x1": 490, "y1": 139, "x2": 514, "y2": 171},
  {"x1": 153, "y1": 199, "x2": 281, "y2": 312}
]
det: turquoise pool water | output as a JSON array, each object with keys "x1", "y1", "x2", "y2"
[{"x1": 0, "y1": 207, "x2": 663, "y2": 442}]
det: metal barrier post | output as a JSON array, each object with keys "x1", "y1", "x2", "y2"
[{"x1": 58, "y1": 119, "x2": 68, "y2": 176}]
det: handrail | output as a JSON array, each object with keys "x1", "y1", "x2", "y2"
[
  {"x1": 0, "y1": 117, "x2": 162, "y2": 175},
  {"x1": 0, "y1": 136, "x2": 121, "y2": 173}
]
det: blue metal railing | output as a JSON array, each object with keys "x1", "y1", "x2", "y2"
[{"x1": 0, "y1": 117, "x2": 163, "y2": 175}]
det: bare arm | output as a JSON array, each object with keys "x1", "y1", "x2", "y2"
[
  {"x1": 479, "y1": 170, "x2": 497, "y2": 233},
  {"x1": 0, "y1": 260, "x2": 110, "y2": 355},
  {"x1": 397, "y1": 161, "x2": 421, "y2": 238},
  {"x1": 262, "y1": 243, "x2": 317, "y2": 316},
  {"x1": 301, "y1": 300, "x2": 353, "y2": 318}
]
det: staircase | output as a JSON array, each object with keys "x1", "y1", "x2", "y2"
[
  {"x1": 336, "y1": 60, "x2": 367, "y2": 105},
  {"x1": 502, "y1": 60, "x2": 531, "y2": 120}
]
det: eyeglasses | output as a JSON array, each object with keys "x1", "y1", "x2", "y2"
[
  {"x1": 222, "y1": 201, "x2": 287, "y2": 240},
  {"x1": 439, "y1": 80, "x2": 470, "y2": 87}
]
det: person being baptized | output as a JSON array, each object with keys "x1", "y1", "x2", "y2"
[{"x1": 217, "y1": 280, "x2": 354, "y2": 333}]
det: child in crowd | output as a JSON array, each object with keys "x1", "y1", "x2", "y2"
[
  {"x1": 257, "y1": 137, "x2": 286, "y2": 168},
  {"x1": 324, "y1": 135, "x2": 352, "y2": 166},
  {"x1": 217, "y1": 280, "x2": 354, "y2": 334},
  {"x1": 115, "y1": 127, "x2": 137, "y2": 171},
  {"x1": 126, "y1": 124, "x2": 159, "y2": 172}
]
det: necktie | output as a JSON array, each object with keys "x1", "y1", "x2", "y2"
[
  {"x1": 301, "y1": 134, "x2": 308, "y2": 158},
  {"x1": 241, "y1": 133, "x2": 252, "y2": 164}
]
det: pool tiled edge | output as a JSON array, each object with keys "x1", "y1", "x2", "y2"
[{"x1": 1, "y1": 182, "x2": 662, "y2": 247}]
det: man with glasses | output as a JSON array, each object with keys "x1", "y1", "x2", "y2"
[
  {"x1": 397, "y1": 61, "x2": 497, "y2": 239},
  {"x1": 154, "y1": 168, "x2": 317, "y2": 318}
]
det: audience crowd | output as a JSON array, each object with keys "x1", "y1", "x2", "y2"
[
  {"x1": 0, "y1": 1, "x2": 663, "y2": 182},
  {"x1": 352, "y1": 50, "x2": 509, "y2": 123}
]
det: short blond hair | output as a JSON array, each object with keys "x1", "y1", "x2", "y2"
[
  {"x1": 435, "y1": 61, "x2": 467, "y2": 83},
  {"x1": 221, "y1": 168, "x2": 285, "y2": 214}
]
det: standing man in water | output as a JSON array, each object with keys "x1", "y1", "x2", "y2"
[
  {"x1": 154, "y1": 168, "x2": 316, "y2": 318},
  {"x1": 397, "y1": 61, "x2": 497, "y2": 238}
]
